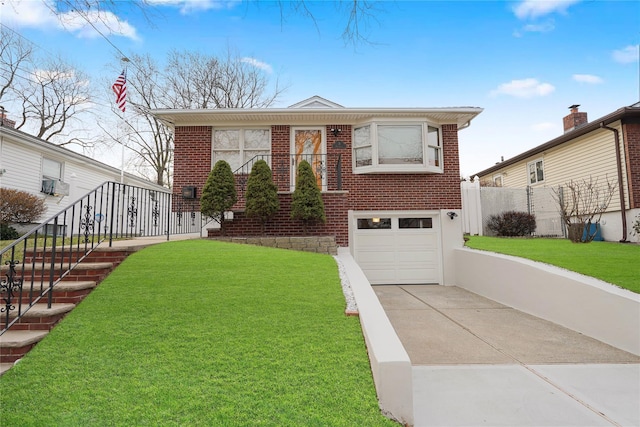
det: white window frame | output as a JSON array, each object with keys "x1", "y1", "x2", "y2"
[
  {"x1": 41, "y1": 157, "x2": 63, "y2": 195},
  {"x1": 527, "y1": 158, "x2": 545, "y2": 184},
  {"x1": 211, "y1": 128, "x2": 271, "y2": 171},
  {"x1": 492, "y1": 174, "x2": 504, "y2": 187},
  {"x1": 352, "y1": 120, "x2": 443, "y2": 174}
]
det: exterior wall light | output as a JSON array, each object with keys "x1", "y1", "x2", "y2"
[{"x1": 447, "y1": 212, "x2": 458, "y2": 220}]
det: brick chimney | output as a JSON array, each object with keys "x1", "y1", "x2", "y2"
[
  {"x1": 0, "y1": 107, "x2": 16, "y2": 129},
  {"x1": 563, "y1": 104, "x2": 588, "y2": 133}
]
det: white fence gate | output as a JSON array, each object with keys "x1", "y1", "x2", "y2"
[{"x1": 461, "y1": 179, "x2": 564, "y2": 237}]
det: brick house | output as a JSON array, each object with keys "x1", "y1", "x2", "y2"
[
  {"x1": 154, "y1": 96, "x2": 482, "y2": 285},
  {"x1": 473, "y1": 103, "x2": 640, "y2": 243}
]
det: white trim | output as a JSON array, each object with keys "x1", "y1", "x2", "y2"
[{"x1": 527, "y1": 158, "x2": 545, "y2": 185}]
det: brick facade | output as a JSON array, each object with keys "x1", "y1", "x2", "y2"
[
  {"x1": 173, "y1": 122, "x2": 463, "y2": 246},
  {"x1": 623, "y1": 122, "x2": 640, "y2": 209}
]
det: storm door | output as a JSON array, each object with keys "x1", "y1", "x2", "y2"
[{"x1": 291, "y1": 127, "x2": 326, "y2": 191}]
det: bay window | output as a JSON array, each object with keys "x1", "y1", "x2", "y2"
[{"x1": 353, "y1": 121, "x2": 443, "y2": 173}]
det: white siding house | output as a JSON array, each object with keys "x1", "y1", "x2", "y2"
[
  {"x1": 474, "y1": 105, "x2": 640, "y2": 242},
  {"x1": 0, "y1": 122, "x2": 166, "y2": 223}
]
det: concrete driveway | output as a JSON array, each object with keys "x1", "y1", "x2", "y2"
[{"x1": 374, "y1": 285, "x2": 640, "y2": 427}]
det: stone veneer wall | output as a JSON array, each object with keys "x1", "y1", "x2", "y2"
[{"x1": 208, "y1": 235, "x2": 338, "y2": 255}]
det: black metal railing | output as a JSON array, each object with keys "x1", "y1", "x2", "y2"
[
  {"x1": 0, "y1": 181, "x2": 203, "y2": 333},
  {"x1": 233, "y1": 153, "x2": 343, "y2": 196}
]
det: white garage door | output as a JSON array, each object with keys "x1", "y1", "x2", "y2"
[{"x1": 353, "y1": 214, "x2": 441, "y2": 285}]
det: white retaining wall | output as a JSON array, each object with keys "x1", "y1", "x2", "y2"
[
  {"x1": 454, "y1": 247, "x2": 640, "y2": 356},
  {"x1": 336, "y1": 248, "x2": 414, "y2": 426}
]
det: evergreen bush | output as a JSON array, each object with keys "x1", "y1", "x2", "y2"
[
  {"x1": 200, "y1": 160, "x2": 237, "y2": 234},
  {"x1": 245, "y1": 160, "x2": 279, "y2": 233},
  {"x1": 290, "y1": 160, "x2": 325, "y2": 233},
  {"x1": 0, "y1": 223, "x2": 20, "y2": 240}
]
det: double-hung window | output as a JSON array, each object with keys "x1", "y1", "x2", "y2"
[
  {"x1": 212, "y1": 128, "x2": 270, "y2": 171},
  {"x1": 42, "y1": 158, "x2": 62, "y2": 195},
  {"x1": 353, "y1": 121, "x2": 443, "y2": 173},
  {"x1": 527, "y1": 159, "x2": 544, "y2": 184}
]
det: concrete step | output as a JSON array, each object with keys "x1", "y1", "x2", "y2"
[
  {"x1": 0, "y1": 330, "x2": 49, "y2": 363},
  {"x1": 0, "y1": 362, "x2": 14, "y2": 376},
  {"x1": 15, "y1": 280, "x2": 97, "y2": 305},
  {"x1": 8, "y1": 303, "x2": 75, "y2": 331}
]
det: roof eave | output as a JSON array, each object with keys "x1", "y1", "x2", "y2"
[
  {"x1": 151, "y1": 107, "x2": 484, "y2": 129},
  {"x1": 472, "y1": 106, "x2": 640, "y2": 178}
]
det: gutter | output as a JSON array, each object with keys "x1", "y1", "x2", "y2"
[{"x1": 600, "y1": 123, "x2": 628, "y2": 242}]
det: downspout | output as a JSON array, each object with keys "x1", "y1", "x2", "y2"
[{"x1": 600, "y1": 123, "x2": 628, "y2": 242}]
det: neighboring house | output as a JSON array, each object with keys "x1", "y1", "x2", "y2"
[
  {"x1": 473, "y1": 104, "x2": 640, "y2": 243},
  {"x1": 0, "y1": 113, "x2": 167, "y2": 224},
  {"x1": 154, "y1": 96, "x2": 483, "y2": 285}
]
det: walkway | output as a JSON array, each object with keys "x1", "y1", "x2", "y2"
[{"x1": 374, "y1": 285, "x2": 640, "y2": 427}]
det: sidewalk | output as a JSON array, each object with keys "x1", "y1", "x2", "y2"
[{"x1": 374, "y1": 285, "x2": 640, "y2": 426}]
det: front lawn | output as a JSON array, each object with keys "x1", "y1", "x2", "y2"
[
  {"x1": 0, "y1": 240, "x2": 397, "y2": 426},
  {"x1": 465, "y1": 236, "x2": 640, "y2": 294}
]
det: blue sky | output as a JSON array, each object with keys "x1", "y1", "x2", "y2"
[{"x1": 2, "y1": 0, "x2": 639, "y2": 178}]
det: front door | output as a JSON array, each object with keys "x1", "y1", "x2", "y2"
[{"x1": 291, "y1": 127, "x2": 326, "y2": 191}]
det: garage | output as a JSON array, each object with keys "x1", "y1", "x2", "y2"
[{"x1": 351, "y1": 212, "x2": 441, "y2": 285}]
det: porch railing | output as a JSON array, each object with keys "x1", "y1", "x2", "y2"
[
  {"x1": 233, "y1": 153, "x2": 343, "y2": 195},
  {"x1": 1, "y1": 181, "x2": 202, "y2": 333}
]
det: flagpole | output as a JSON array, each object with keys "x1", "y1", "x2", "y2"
[{"x1": 116, "y1": 58, "x2": 129, "y2": 184}]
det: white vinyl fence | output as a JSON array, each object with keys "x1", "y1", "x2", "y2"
[{"x1": 461, "y1": 179, "x2": 564, "y2": 237}]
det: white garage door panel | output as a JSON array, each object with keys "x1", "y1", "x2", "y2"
[
  {"x1": 353, "y1": 214, "x2": 441, "y2": 285},
  {"x1": 396, "y1": 268, "x2": 438, "y2": 283}
]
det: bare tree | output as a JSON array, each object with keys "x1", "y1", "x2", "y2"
[
  {"x1": 0, "y1": 25, "x2": 34, "y2": 103},
  {"x1": 553, "y1": 176, "x2": 617, "y2": 243},
  {"x1": 164, "y1": 49, "x2": 282, "y2": 109},
  {"x1": 100, "y1": 54, "x2": 173, "y2": 186},
  {"x1": 12, "y1": 56, "x2": 92, "y2": 144},
  {"x1": 28, "y1": 0, "x2": 382, "y2": 47},
  {"x1": 102, "y1": 49, "x2": 283, "y2": 186}
]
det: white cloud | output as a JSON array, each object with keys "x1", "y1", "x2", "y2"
[
  {"x1": 513, "y1": 20, "x2": 555, "y2": 37},
  {"x1": 147, "y1": 0, "x2": 239, "y2": 14},
  {"x1": 572, "y1": 74, "x2": 603, "y2": 84},
  {"x1": 612, "y1": 45, "x2": 639, "y2": 64},
  {"x1": 513, "y1": 0, "x2": 581, "y2": 20},
  {"x1": 490, "y1": 78, "x2": 555, "y2": 98},
  {"x1": 241, "y1": 57, "x2": 273, "y2": 73},
  {"x1": 0, "y1": 0, "x2": 138, "y2": 40},
  {"x1": 531, "y1": 122, "x2": 556, "y2": 132}
]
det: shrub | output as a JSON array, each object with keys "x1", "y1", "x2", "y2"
[
  {"x1": 487, "y1": 211, "x2": 536, "y2": 237},
  {"x1": 0, "y1": 223, "x2": 20, "y2": 240},
  {"x1": 632, "y1": 214, "x2": 640, "y2": 237},
  {"x1": 200, "y1": 160, "x2": 237, "y2": 234},
  {"x1": 0, "y1": 188, "x2": 46, "y2": 224},
  {"x1": 245, "y1": 160, "x2": 279, "y2": 233},
  {"x1": 291, "y1": 160, "x2": 325, "y2": 233}
]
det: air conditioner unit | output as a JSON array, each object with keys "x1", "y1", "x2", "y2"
[
  {"x1": 55, "y1": 180, "x2": 70, "y2": 196},
  {"x1": 41, "y1": 178, "x2": 70, "y2": 196}
]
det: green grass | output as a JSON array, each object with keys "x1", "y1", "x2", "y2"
[
  {"x1": 0, "y1": 240, "x2": 397, "y2": 426},
  {"x1": 465, "y1": 236, "x2": 640, "y2": 294}
]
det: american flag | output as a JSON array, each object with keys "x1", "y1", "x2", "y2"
[{"x1": 112, "y1": 70, "x2": 127, "y2": 112}]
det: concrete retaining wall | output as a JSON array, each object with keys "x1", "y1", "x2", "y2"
[
  {"x1": 454, "y1": 247, "x2": 640, "y2": 356},
  {"x1": 337, "y1": 248, "x2": 414, "y2": 426}
]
